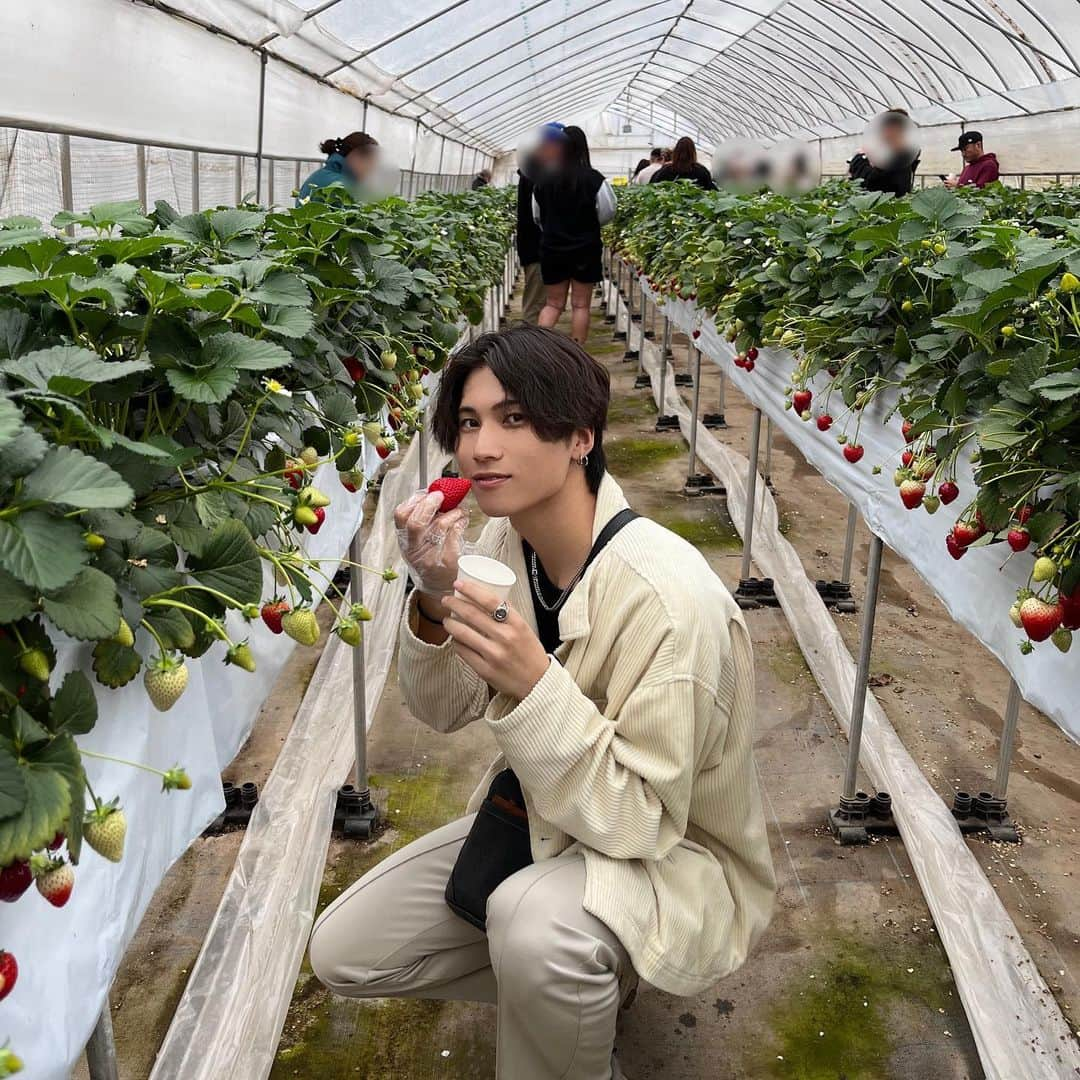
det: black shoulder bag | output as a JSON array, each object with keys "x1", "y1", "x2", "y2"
[{"x1": 445, "y1": 508, "x2": 640, "y2": 930}]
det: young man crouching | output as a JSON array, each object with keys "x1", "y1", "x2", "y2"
[{"x1": 309, "y1": 325, "x2": 775, "y2": 1079}]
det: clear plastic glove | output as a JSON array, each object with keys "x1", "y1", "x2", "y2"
[{"x1": 394, "y1": 489, "x2": 472, "y2": 597}]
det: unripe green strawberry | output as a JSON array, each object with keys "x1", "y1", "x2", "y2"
[
  {"x1": 1033, "y1": 556, "x2": 1057, "y2": 582},
  {"x1": 281, "y1": 607, "x2": 320, "y2": 647},
  {"x1": 0, "y1": 1045, "x2": 23, "y2": 1073},
  {"x1": 1052, "y1": 627, "x2": 1073, "y2": 653},
  {"x1": 83, "y1": 531, "x2": 106, "y2": 551},
  {"x1": 350, "y1": 603, "x2": 374, "y2": 622},
  {"x1": 299, "y1": 446, "x2": 319, "y2": 467},
  {"x1": 336, "y1": 620, "x2": 361, "y2": 647},
  {"x1": 113, "y1": 618, "x2": 135, "y2": 648},
  {"x1": 162, "y1": 767, "x2": 192, "y2": 791},
  {"x1": 362, "y1": 421, "x2": 383, "y2": 443},
  {"x1": 84, "y1": 803, "x2": 127, "y2": 863},
  {"x1": 380, "y1": 349, "x2": 398, "y2": 370},
  {"x1": 1008, "y1": 601, "x2": 1023, "y2": 628},
  {"x1": 922, "y1": 495, "x2": 940, "y2": 515},
  {"x1": 298, "y1": 486, "x2": 331, "y2": 508},
  {"x1": 18, "y1": 649, "x2": 50, "y2": 683},
  {"x1": 1060, "y1": 271, "x2": 1080, "y2": 293},
  {"x1": 381, "y1": 568, "x2": 399, "y2": 582},
  {"x1": 294, "y1": 504, "x2": 319, "y2": 528},
  {"x1": 144, "y1": 652, "x2": 189, "y2": 712},
  {"x1": 225, "y1": 641, "x2": 257, "y2": 673},
  {"x1": 407, "y1": 382, "x2": 424, "y2": 401}
]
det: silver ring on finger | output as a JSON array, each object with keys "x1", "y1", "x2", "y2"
[{"x1": 492, "y1": 601, "x2": 510, "y2": 623}]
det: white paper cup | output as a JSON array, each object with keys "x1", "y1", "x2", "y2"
[{"x1": 456, "y1": 555, "x2": 517, "y2": 601}]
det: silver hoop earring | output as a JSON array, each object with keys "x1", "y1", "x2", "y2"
[{"x1": 578, "y1": 454, "x2": 590, "y2": 467}]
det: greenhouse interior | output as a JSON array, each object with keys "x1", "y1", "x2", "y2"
[{"x1": 2, "y1": 1, "x2": 1080, "y2": 1078}]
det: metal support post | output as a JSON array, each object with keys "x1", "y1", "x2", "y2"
[
  {"x1": 604, "y1": 247, "x2": 616, "y2": 323},
  {"x1": 267, "y1": 159, "x2": 274, "y2": 209},
  {"x1": 294, "y1": 160, "x2": 301, "y2": 196},
  {"x1": 764, "y1": 418, "x2": 774, "y2": 489},
  {"x1": 817, "y1": 504, "x2": 858, "y2": 613},
  {"x1": 613, "y1": 258, "x2": 627, "y2": 342},
  {"x1": 235, "y1": 155, "x2": 244, "y2": 205},
  {"x1": 828, "y1": 534, "x2": 899, "y2": 844},
  {"x1": 623, "y1": 273, "x2": 638, "y2": 360},
  {"x1": 733, "y1": 410, "x2": 778, "y2": 608},
  {"x1": 255, "y1": 50, "x2": 268, "y2": 204},
  {"x1": 336, "y1": 530, "x2": 377, "y2": 838},
  {"x1": 136, "y1": 145, "x2": 148, "y2": 211},
  {"x1": 683, "y1": 347, "x2": 724, "y2": 497},
  {"x1": 86, "y1": 1006, "x2": 119, "y2": 1080},
  {"x1": 59, "y1": 134, "x2": 74, "y2": 236},
  {"x1": 656, "y1": 316, "x2": 679, "y2": 431},
  {"x1": 191, "y1": 151, "x2": 201, "y2": 213},
  {"x1": 704, "y1": 367, "x2": 727, "y2": 429}
]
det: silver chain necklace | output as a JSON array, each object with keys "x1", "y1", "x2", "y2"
[{"x1": 529, "y1": 550, "x2": 586, "y2": 613}]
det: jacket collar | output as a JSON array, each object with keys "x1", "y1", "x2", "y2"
[
  {"x1": 325, "y1": 153, "x2": 349, "y2": 177},
  {"x1": 502, "y1": 472, "x2": 630, "y2": 646}
]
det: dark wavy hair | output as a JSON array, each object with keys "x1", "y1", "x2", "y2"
[
  {"x1": 320, "y1": 131, "x2": 378, "y2": 157},
  {"x1": 430, "y1": 325, "x2": 609, "y2": 494},
  {"x1": 671, "y1": 136, "x2": 698, "y2": 173}
]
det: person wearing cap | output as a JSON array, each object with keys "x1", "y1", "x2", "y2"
[
  {"x1": 516, "y1": 124, "x2": 566, "y2": 325},
  {"x1": 945, "y1": 131, "x2": 999, "y2": 189}
]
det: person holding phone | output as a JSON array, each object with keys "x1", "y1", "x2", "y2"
[{"x1": 308, "y1": 325, "x2": 775, "y2": 1080}]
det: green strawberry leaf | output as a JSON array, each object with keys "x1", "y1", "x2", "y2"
[
  {"x1": 144, "y1": 606, "x2": 196, "y2": 651},
  {"x1": 261, "y1": 304, "x2": 315, "y2": 339},
  {"x1": 200, "y1": 332, "x2": 293, "y2": 372},
  {"x1": 41, "y1": 567, "x2": 121, "y2": 641},
  {"x1": 0, "y1": 511, "x2": 89, "y2": 591},
  {"x1": 189, "y1": 519, "x2": 263, "y2": 605},
  {"x1": 0, "y1": 567, "x2": 37, "y2": 622},
  {"x1": 166, "y1": 364, "x2": 240, "y2": 405},
  {"x1": 0, "y1": 742, "x2": 27, "y2": 819},
  {"x1": 22, "y1": 445, "x2": 134, "y2": 509},
  {"x1": 0, "y1": 393, "x2": 24, "y2": 450},
  {"x1": 50, "y1": 671, "x2": 99, "y2": 736},
  {"x1": 92, "y1": 639, "x2": 143, "y2": 688},
  {"x1": 0, "y1": 741, "x2": 72, "y2": 864},
  {"x1": 1, "y1": 345, "x2": 151, "y2": 395}
]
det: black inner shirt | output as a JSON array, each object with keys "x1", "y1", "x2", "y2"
[{"x1": 521, "y1": 539, "x2": 566, "y2": 654}]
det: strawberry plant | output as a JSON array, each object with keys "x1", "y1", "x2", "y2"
[{"x1": 609, "y1": 181, "x2": 1080, "y2": 655}]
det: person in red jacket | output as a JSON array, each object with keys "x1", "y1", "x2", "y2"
[{"x1": 945, "y1": 131, "x2": 1000, "y2": 189}]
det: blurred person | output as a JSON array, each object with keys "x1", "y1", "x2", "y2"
[
  {"x1": 531, "y1": 126, "x2": 617, "y2": 344},
  {"x1": 298, "y1": 131, "x2": 379, "y2": 202},
  {"x1": 848, "y1": 109, "x2": 920, "y2": 197},
  {"x1": 516, "y1": 123, "x2": 566, "y2": 325},
  {"x1": 631, "y1": 158, "x2": 651, "y2": 181},
  {"x1": 945, "y1": 131, "x2": 999, "y2": 189},
  {"x1": 649, "y1": 137, "x2": 717, "y2": 191},
  {"x1": 632, "y1": 147, "x2": 665, "y2": 185},
  {"x1": 662, "y1": 147, "x2": 673, "y2": 163},
  {"x1": 309, "y1": 324, "x2": 776, "y2": 1080},
  {"x1": 472, "y1": 168, "x2": 494, "y2": 190}
]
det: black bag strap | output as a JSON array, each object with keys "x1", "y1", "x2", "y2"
[{"x1": 579, "y1": 507, "x2": 640, "y2": 578}]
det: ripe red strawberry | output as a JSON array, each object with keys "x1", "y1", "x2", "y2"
[
  {"x1": 339, "y1": 471, "x2": 359, "y2": 493},
  {"x1": 1019, "y1": 597, "x2": 1063, "y2": 643},
  {"x1": 343, "y1": 356, "x2": 366, "y2": 382},
  {"x1": 734, "y1": 354, "x2": 747, "y2": 368},
  {"x1": 744, "y1": 359, "x2": 755, "y2": 372},
  {"x1": 428, "y1": 477, "x2": 472, "y2": 511},
  {"x1": 899, "y1": 479, "x2": 925, "y2": 509},
  {"x1": 0, "y1": 861, "x2": 31, "y2": 903},
  {"x1": 951, "y1": 521, "x2": 981, "y2": 548},
  {"x1": 1007, "y1": 528, "x2": 1030, "y2": 552},
  {"x1": 284, "y1": 460, "x2": 304, "y2": 490},
  {"x1": 902, "y1": 419, "x2": 915, "y2": 443},
  {"x1": 843, "y1": 444, "x2": 864, "y2": 464},
  {"x1": 746, "y1": 346, "x2": 759, "y2": 361},
  {"x1": 1060, "y1": 588, "x2": 1080, "y2": 631},
  {"x1": 901, "y1": 450, "x2": 914, "y2": 468},
  {"x1": 306, "y1": 506, "x2": 326, "y2": 535},
  {"x1": 261, "y1": 600, "x2": 290, "y2": 635},
  {"x1": 34, "y1": 858, "x2": 74, "y2": 907},
  {"x1": 792, "y1": 390, "x2": 812, "y2": 413},
  {"x1": 1017, "y1": 505, "x2": 1033, "y2": 525},
  {"x1": 375, "y1": 440, "x2": 392, "y2": 460},
  {"x1": 692, "y1": 329, "x2": 701, "y2": 339},
  {"x1": 47, "y1": 832, "x2": 64, "y2": 852},
  {"x1": 938, "y1": 481, "x2": 959, "y2": 505},
  {"x1": 816, "y1": 414, "x2": 833, "y2": 431},
  {"x1": 0, "y1": 950, "x2": 16, "y2": 1002},
  {"x1": 946, "y1": 534, "x2": 965, "y2": 560}
]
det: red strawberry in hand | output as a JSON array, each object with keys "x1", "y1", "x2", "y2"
[
  {"x1": 1019, "y1": 597, "x2": 1063, "y2": 643},
  {"x1": 428, "y1": 477, "x2": 472, "y2": 512},
  {"x1": 843, "y1": 444, "x2": 864, "y2": 464},
  {"x1": 260, "y1": 600, "x2": 290, "y2": 635},
  {"x1": 0, "y1": 860, "x2": 32, "y2": 903},
  {"x1": 0, "y1": 950, "x2": 17, "y2": 1002}
]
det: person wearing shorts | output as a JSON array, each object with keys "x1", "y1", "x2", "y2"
[{"x1": 531, "y1": 126, "x2": 617, "y2": 343}]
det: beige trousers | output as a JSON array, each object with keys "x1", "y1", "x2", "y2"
[
  {"x1": 309, "y1": 813, "x2": 634, "y2": 1079},
  {"x1": 520, "y1": 262, "x2": 546, "y2": 325}
]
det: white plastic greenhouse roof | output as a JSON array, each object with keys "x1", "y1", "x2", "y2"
[{"x1": 6, "y1": 0, "x2": 1080, "y2": 159}]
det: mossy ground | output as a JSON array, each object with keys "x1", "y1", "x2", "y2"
[{"x1": 604, "y1": 436, "x2": 685, "y2": 474}]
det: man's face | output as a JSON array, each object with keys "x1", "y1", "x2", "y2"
[
  {"x1": 962, "y1": 141, "x2": 983, "y2": 164},
  {"x1": 881, "y1": 121, "x2": 906, "y2": 152},
  {"x1": 535, "y1": 139, "x2": 564, "y2": 168},
  {"x1": 455, "y1": 366, "x2": 578, "y2": 517}
]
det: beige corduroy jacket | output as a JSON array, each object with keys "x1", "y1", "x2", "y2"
[{"x1": 397, "y1": 472, "x2": 775, "y2": 996}]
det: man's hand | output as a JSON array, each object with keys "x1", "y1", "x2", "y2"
[
  {"x1": 443, "y1": 579, "x2": 551, "y2": 701},
  {"x1": 944, "y1": 177, "x2": 959, "y2": 189}
]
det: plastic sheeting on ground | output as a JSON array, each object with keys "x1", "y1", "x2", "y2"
[
  {"x1": 5, "y1": 443, "x2": 380, "y2": 1080},
  {"x1": 636, "y1": 281, "x2": 1080, "y2": 747},
  {"x1": 612, "y1": 282, "x2": 1080, "y2": 1080},
  {"x1": 145, "y1": 276, "x2": 510, "y2": 1078}
]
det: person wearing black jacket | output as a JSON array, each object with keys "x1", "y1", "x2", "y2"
[
  {"x1": 532, "y1": 126, "x2": 616, "y2": 344},
  {"x1": 517, "y1": 127, "x2": 565, "y2": 325},
  {"x1": 848, "y1": 110, "x2": 920, "y2": 197},
  {"x1": 649, "y1": 137, "x2": 716, "y2": 191}
]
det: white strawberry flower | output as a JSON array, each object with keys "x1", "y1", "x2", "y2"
[{"x1": 263, "y1": 378, "x2": 292, "y2": 397}]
